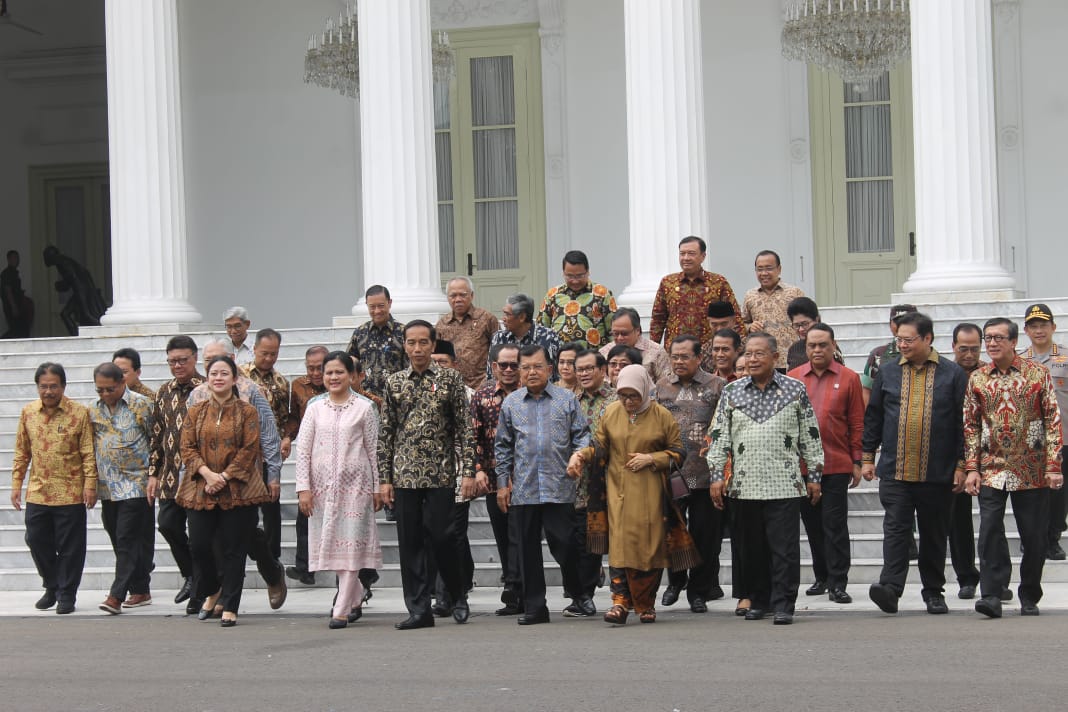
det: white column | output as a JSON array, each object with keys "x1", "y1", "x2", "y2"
[
  {"x1": 616, "y1": 0, "x2": 710, "y2": 315},
  {"x1": 99, "y1": 0, "x2": 202, "y2": 326},
  {"x1": 538, "y1": 0, "x2": 572, "y2": 261},
  {"x1": 900, "y1": 0, "x2": 1017, "y2": 299},
  {"x1": 351, "y1": 0, "x2": 448, "y2": 322}
]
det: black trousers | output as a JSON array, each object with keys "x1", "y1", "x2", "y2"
[
  {"x1": 948, "y1": 490, "x2": 979, "y2": 588},
  {"x1": 247, "y1": 465, "x2": 282, "y2": 586},
  {"x1": 187, "y1": 505, "x2": 258, "y2": 613},
  {"x1": 725, "y1": 498, "x2": 746, "y2": 599},
  {"x1": 157, "y1": 498, "x2": 193, "y2": 578},
  {"x1": 24, "y1": 503, "x2": 86, "y2": 604},
  {"x1": 800, "y1": 474, "x2": 851, "y2": 590},
  {"x1": 511, "y1": 502, "x2": 582, "y2": 616},
  {"x1": 434, "y1": 500, "x2": 474, "y2": 606},
  {"x1": 877, "y1": 478, "x2": 952, "y2": 600},
  {"x1": 978, "y1": 486, "x2": 1049, "y2": 604},
  {"x1": 101, "y1": 498, "x2": 154, "y2": 600},
  {"x1": 1049, "y1": 446, "x2": 1068, "y2": 544},
  {"x1": 668, "y1": 488, "x2": 723, "y2": 602},
  {"x1": 735, "y1": 498, "x2": 801, "y2": 614},
  {"x1": 573, "y1": 507, "x2": 603, "y2": 599},
  {"x1": 394, "y1": 487, "x2": 464, "y2": 619},
  {"x1": 293, "y1": 509, "x2": 309, "y2": 573},
  {"x1": 486, "y1": 491, "x2": 521, "y2": 598}
]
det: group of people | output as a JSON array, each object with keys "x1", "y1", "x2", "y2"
[{"x1": 10, "y1": 237, "x2": 1067, "y2": 628}]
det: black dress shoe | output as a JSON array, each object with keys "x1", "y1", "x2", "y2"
[
  {"x1": 431, "y1": 601, "x2": 451, "y2": 618},
  {"x1": 869, "y1": 583, "x2": 899, "y2": 614},
  {"x1": 1020, "y1": 601, "x2": 1040, "y2": 616},
  {"x1": 828, "y1": 588, "x2": 853, "y2": 604},
  {"x1": 495, "y1": 603, "x2": 523, "y2": 616},
  {"x1": 805, "y1": 581, "x2": 827, "y2": 596},
  {"x1": 395, "y1": 615, "x2": 435, "y2": 630},
  {"x1": 347, "y1": 607, "x2": 363, "y2": 623},
  {"x1": 773, "y1": 612, "x2": 793, "y2": 625},
  {"x1": 999, "y1": 587, "x2": 1014, "y2": 602},
  {"x1": 975, "y1": 596, "x2": 1002, "y2": 618},
  {"x1": 186, "y1": 599, "x2": 203, "y2": 616},
  {"x1": 55, "y1": 601, "x2": 75, "y2": 615},
  {"x1": 925, "y1": 595, "x2": 949, "y2": 614},
  {"x1": 744, "y1": 608, "x2": 766, "y2": 621},
  {"x1": 452, "y1": 598, "x2": 470, "y2": 624},
  {"x1": 1047, "y1": 542, "x2": 1067, "y2": 560},
  {"x1": 689, "y1": 597, "x2": 708, "y2": 613},
  {"x1": 517, "y1": 609, "x2": 550, "y2": 625},
  {"x1": 220, "y1": 617, "x2": 237, "y2": 628},
  {"x1": 35, "y1": 591, "x2": 57, "y2": 610},
  {"x1": 661, "y1": 585, "x2": 681, "y2": 607},
  {"x1": 707, "y1": 584, "x2": 725, "y2": 601},
  {"x1": 329, "y1": 617, "x2": 348, "y2": 629},
  {"x1": 174, "y1": 577, "x2": 193, "y2": 604},
  {"x1": 958, "y1": 585, "x2": 977, "y2": 600}
]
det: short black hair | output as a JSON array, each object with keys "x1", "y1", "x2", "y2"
[
  {"x1": 490, "y1": 343, "x2": 520, "y2": 363},
  {"x1": 112, "y1": 347, "x2": 142, "y2": 371},
  {"x1": 607, "y1": 345, "x2": 643, "y2": 365},
  {"x1": 558, "y1": 342, "x2": 583, "y2": 359},
  {"x1": 93, "y1": 362, "x2": 125, "y2": 383},
  {"x1": 894, "y1": 312, "x2": 934, "y2": 339},
  {"x1": 562, "y1": 250, "x2": 589, "y2": 270},
  {"x1": 806, "y1": 323, "x2": 835, "y2": 341},
  {"x1": 671, "y1": 335, "x2": 702, "y2": 357},
  {"x1": 6, "y1": 249, "x2": 17, "y2": 259},
  {"x1": 952, "y1": 322, "x2": 982, "y2": 344},
  {"x1": 166, "y1": 335, "x2": 198, "y2": 354},
  {"x1": 403, "y1": 319, "x2": 436, "y2": 342},
  {"x1": 787, "y1": 297, "x2": 820, "y2": 322},
  {"x1": 34, "y1": 362, "x2": 66, "y2": 386},
  {"x1": 712, "y1": 328, "x2": 742, "y2": 351},
  {"x1": 519, "y1": 344, "x2": 550, "y2": 363},
  {"x1": 679, "y1": 235, "x2": 706, "y2": 253},
  {"x1": 983, "y1": 317, "x2": 1019, "y2": 341},
  {"x1": 255, "y1": 328, "x2": 282, "y2": 346},
  {"x1": 365, "y1": 284, "x2": 391, "y2": 301},
  {"x1": 574, "y1": 349, "x2": 606, "y2": 368},
  {"x1": 323, "y1": 350, "x2": 355, "y2": 374},
  {"x1": 433, "y1": 339, "x2": 456, "y2": 361},
  {"x1": 613, "y1": 307, "x2": 641, "y2": 331},
  {"x1": 755, "y1": 249, "x2": 781, "y2": 267}
]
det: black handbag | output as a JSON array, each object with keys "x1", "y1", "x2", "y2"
[{"x1": 667, "y1": 461, "x2": 690, "y2": 500}]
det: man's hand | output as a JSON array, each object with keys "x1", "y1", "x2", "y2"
[
  {"x1": 965, "y1": 470, "x2": 981, "y2": 496},
  {"x1": 952, "y1": 468, "x2": 966, "y2": 494},
  {"x1": 83, "y1": 487, "x2": 97, "y2": 509},
  {"x1": 807, "y1": 482, "x2": 821, "y2": 505},
  {"x1": 1046, "y1": 471, "x2": 1064, "y2": 491},
  {"x1": 146, "y1": 475, "x2": 158, "y2": 503},
  {"x1": 474, "y1": 470, "x2": 490, "y2": 496},
  {"x1": 297, "y1": 490, "x2": 313, "y2": 517},
  {"x1": 372, "y1": 492, "x2": 382, "y2": 512},
  {"x1": 460, "y1": 476, "x2": 479, "y2": 501},
  {"x1": 709, "y1": 481, "x2": 725, "y2": 510},
  {"x1": 379, "y1": 483, "x2": 394, "y2": 507},
  {"x1": 10, "y1": 488, "x2": 21, "y2": 511},
  {"x1": 849, "y1": 464, "x2": 862, "y2": 489},
  {"x1": 269, "y1": 482, "x2": 281, "y2": 501},
  {"x1": 280, "y1": 437, "x2": 292, "y2": 461},
  {"x1": 497, "y1": 486, "x2": 512, "y2": 513},
  {"x1": 861, "y1": 463, "x2": 876, "y2": 481},
  {"x1": 750, "y1": 320, "x2": 765, "y2": 332},
  {"x1": 567, "y1": 452, "x2": 585, "y2": 478}
]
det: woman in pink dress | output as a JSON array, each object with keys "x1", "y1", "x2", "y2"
[{"x1": 295, "y1": 351, "x2": 383, "y2": 629}]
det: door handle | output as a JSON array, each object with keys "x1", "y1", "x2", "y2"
[
  {"x1": 908, "y1": 232, "x2": 916, "y2": 257},
  {"x1": 467, "y1": 252, "x2": 476, "y2": 276}
]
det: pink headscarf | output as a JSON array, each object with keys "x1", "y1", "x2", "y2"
[{"x1": 615, "y1": 364, "x2": 654, "y2": 414}]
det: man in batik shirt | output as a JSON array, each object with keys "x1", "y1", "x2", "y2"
[
  {"x1": 538, "y1": 250, "x2": 617, "y2": 350},
  {"x1": 347, "y1": 284, "x2": 408, "y2": 398},
  {"x1": 651, "y1": 235, "x2": 743, "y2": 346}
]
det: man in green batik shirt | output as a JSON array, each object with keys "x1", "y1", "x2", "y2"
[{"x1": 537, "y1": 250, "x2": 617, "y2": 350}]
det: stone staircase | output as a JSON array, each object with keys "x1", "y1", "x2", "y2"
[{"x1": 1, "y1": 301, "x2": 1066, "y2": 594}]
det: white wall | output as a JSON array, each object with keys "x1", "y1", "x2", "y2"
[
  {"x1": 1020, "y1": 0, "x2": 1068, "y2": 299},
  {"x1": 177, "y1": 0, "x2": 362, "y2": 330}
]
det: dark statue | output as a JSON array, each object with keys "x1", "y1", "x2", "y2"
[{"x1": 43, "y1": 246, "x2": 108, "y2": 335}]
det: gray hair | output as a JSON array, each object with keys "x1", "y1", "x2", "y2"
[
  {"x1": 203, "y1": 336, "x2": 234, "y2": 356},
  {"x1": 447, "y1": 276, "x2": 475, "y2": 294},
  {"x1": 506, "y1": 293, "x2": 535, "y2": 323},
  {"x1": 222, "y1": 306, "x2": 249, "y2": 322}
]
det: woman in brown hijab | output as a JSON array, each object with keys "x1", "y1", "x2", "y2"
[{"x1": 570, "y1": 365, "x2": 689, "y2": 623}]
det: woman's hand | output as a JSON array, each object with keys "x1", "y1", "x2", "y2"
[
  {"x1": 202, "y1": 470, "x2": 226, "y2": 494},
  {"x1": 625, "y1": 452, "x2": 653, "y2": 471},
  {"x1": 567, "y1": 452, "x2": 585, "y2": 479},
  {"x1": 298, "y1": 490, "x2": 313, "y2": 516}
]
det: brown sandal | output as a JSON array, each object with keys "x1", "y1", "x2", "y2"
[
  {"x1": 603, "y1": 604, "x2": 629, "y2": 624},
  {"x1": 639, "y1": 610, "x2": 657, "y2": 624}
]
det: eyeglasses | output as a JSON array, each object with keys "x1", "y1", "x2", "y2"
[
  {"x1": 575, "y1": 366, "x2": 599, "y2": 374},
  {"x1": 954, "y1": 346, "x2": 981, "y2": 354},
  {"x1": 617, "y1": 392, "x2": 643, "y2": 402},
  {"x1": 610, "y1": 329, "x2": 634, "y2": 338},
  {"x1": 496, "y1": 362, "x2": 519, "y2": 371},
  {"x1": 166, "y1": 357, "x2": 191, "y2": 367},
  {"x1": 519, "y1": 364, "x2": 550, "y2": 372},
  {"x1": 95, "y1": 385, "x2": 119, "y2": 395},
  {"x1": 792, "y1": 320, "x2": 815, "y2": 332},
  {"x1": 983, "y1": 334, "x2": 1011, "y2": 344},
  {"x1": 608, "y1": 360, "x2": 632, "y2": 369},
  {"x1": 895, "y1": 335, "x2": 921, "y2": 345},
  {"x1": 744, "y1": 350, "x2": 772, "y2": 360},
  {"x1": 755, "y1": 266, "x2": 778, "y2": 273},
  {"x1": 36, "y1": 384, "x2": 63, "y2": 392},
  {"x1": 224, "y1": 323, "x2": 245, "y2": 332}
]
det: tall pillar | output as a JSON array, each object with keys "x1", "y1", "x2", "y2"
[
  {"x1": 616, "y1": 0, "x2": 710, "y2": 315},
  {"x1": 350, "y1": 0, "x2": 448, "y2": 323},
  {"x1": 99, "y1": 0, "x2": 202, "y2": 326},
  {"x1": 899, "y1": 0, "x2": 1017, "y2": 300}
]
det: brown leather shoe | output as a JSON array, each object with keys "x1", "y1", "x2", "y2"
[
  {"x1": 122, "y1": 593, "x2": 152, "y2": 608},
  {"x1": 99, "y1": 595, "x2": 123, "y2": 615},
  {"x1": 268, "y1": 576, "x2": 287, "y2": 610}
]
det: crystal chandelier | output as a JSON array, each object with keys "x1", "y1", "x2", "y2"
[
  {"x1": 303, "y1": 3, "x2": 455, "y2": 100},
  {"x1": 781, "y1": 0, "x2": 911, "y2": 87}
]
